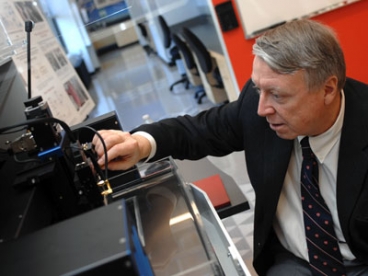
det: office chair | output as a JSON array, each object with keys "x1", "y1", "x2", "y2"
[
  {"x1": 171, "y1": 33, "x2": 205, "y2": 103},
  {"x1": 137, "y1": 22, "x2": 155, "y2": 56},
  {"x1": 182, "y1": 27, "x2": 228, "y2": 104},
  {"x1": 157, "y1": 15, "x2": 189, "y2": 91}
]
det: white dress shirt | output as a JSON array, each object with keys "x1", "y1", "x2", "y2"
[
  {"x1": 132, "y1": 131, "x2": 157, "y2": 161},
  {"x1": 273, "y1": 90, "x2": 356, "y2": 262}
]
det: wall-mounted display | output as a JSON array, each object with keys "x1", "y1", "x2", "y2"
[{"x1": 234, "y1": 0, "x2": 361, "y2": 39}]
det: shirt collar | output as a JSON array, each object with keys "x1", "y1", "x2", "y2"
[{"x1": 297, "y1": 90, "x2": 345, "y2": 163}]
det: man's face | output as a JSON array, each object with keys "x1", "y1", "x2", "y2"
[{"x1": 251, "y1": 56, "x2": 328, "y2": 140}]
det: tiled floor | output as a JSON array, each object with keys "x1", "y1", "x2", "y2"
[
  {"x1": 88, "y1": 44, "x2": 215, "y2": 131},
  {"x1": 88, "y1": 43, "x2": 257, "y2": 275}
]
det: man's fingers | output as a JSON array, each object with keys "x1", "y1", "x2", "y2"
[
  {"x1": 92, "y1": 130, "x2": 142, "y2": 171},
  {"x1": 94, "y1": 131, "x2": 124, "y2": 156},
  {"x1": 97, "y1": 141, "x2": 135, "y2": 166}
]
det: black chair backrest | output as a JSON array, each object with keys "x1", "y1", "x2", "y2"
[
  {"x1": 137, "y1": 23, "x2": 148, "y2": 39},
  {"x1": 158, "y1": 15, "x2": 171, "y2": 49},
  {"x1": 182, "y1": 27, "x2": 212, "y2": 74},
  {"x1": 172, "y1": 34, "x2": 196, "y2": 70}
]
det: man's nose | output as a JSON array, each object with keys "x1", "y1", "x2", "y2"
[{"x1": 257, "y1": 93, "x2": 275, "y2": 117}]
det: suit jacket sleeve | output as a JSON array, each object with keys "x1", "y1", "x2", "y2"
[{"x1": 131, "y1": 79, "x2": 261, "y2": 161}]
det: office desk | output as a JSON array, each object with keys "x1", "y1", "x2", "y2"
[
  {"x1": 89, "y1": 20, "x2": 138, "y2": 50},
  {"x1": 171, "y1": 16, "x2": 239, "y2": 102},
  {"x1": 209, "y1": 50, "x2": 239, "y2": 102}
]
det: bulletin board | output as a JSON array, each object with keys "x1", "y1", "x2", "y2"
[
  {"x1": 234, "y1": 0, "x2": 361, "y2": 39},
  {"x1": 0, "y1": 0, "x2": 95, "y2": 126}
]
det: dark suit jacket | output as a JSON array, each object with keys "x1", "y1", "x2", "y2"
[{"x1": 134, "y1": 78, "x2": 368, "y2": 274}]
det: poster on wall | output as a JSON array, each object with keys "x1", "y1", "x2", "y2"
[{"x1": 0, "y1": 0, "x2": 95, "y2": 126}]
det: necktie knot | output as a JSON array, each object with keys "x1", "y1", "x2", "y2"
[{"x1": 300, "y1": 137, "x2": 315, "y2": 160}]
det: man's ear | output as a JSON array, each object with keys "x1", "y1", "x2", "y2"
[{"x1": 324, "y1": 76, "x2": 339, "y2": 105}]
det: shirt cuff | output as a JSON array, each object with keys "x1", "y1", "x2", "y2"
[{"x1": 132, "y1": 131, "x2": 157, "y2": 162}]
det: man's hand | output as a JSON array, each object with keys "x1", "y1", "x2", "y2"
[{"x1": 92, "y1": 130, "x2": 151, "y2": 171}]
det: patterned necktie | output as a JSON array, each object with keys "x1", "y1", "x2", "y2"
[{"x1": 300, "y1": 137, "x2": 346, "y2": 276}]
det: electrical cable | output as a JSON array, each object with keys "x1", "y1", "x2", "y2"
[
  {"x1": 78, "y1": 125, "x2": 109, "y2": 181},
  {"x1": 0, "y1": 117, "x2": 77, "y2": 143},
  {"x1": 0, "y1": 117, "x2": 108, "y2": 180},
  {"x1": 13, "y1": 153, "x2": 41, "y2": 164},
  {"x1": 77, "y1": 126, "x2": 111, "y2": 206},
  {"x1": 0, "y1": 126, "x2": 27, "y2": 135}
]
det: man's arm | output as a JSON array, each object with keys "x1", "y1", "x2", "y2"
[
  {"x1": 92, "y1": 79, "x2": 258, "y2": 170},
  {"x1": 132, "y1": 79, "x2": 256, "y2": 162}
]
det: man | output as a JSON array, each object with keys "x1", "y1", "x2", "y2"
[{"x1": 92, "y1": 20, "x2": 368, "y2": 275}]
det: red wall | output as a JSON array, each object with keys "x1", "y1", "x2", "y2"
[{"x1": 212, "y1": 0, "x2": 368, "y2": 89}]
